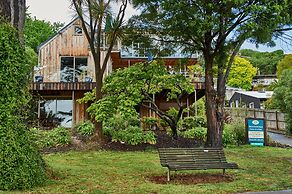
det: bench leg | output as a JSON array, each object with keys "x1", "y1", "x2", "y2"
[
  {"x1": 223, "y1": 169, "x2": 225, "y2": 175},
  {"x1": 167, "y1": 169, "x2": 170, "y2": 182}
]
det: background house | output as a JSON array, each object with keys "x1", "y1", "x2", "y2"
[
  {"x1": 229, "y1": 91, "x2": 273, "y2": 109},
  {"x1": 31, "y1": 17, "x2": 205, "y2": 129}
]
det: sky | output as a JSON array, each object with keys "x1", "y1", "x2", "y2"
[{"x1": 26, "y1": 0, "x2": 291, "y2": 54}]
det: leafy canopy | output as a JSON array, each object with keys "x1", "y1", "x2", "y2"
[
  {"x1": 277, "y1": 54, "x2": 292, "y2": 77},
  {"x1": 240, "y1": 49, "x2": 284, "y2": 75},
  {"x1": 80, "y1": 61, "x2": 194, "y2": 137},
  {"x1": 227, "y1": 56, "x2": 257, "y2": 90},
  {"x1": 24, "y1": 14, "x2": 63, "y2": 51},
  {"x1": 272, "y1": 69, "x2": 292, "y2": 134}
]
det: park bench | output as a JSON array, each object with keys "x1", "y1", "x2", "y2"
[{"x1": 158, "y1": 147, "x2": 239, "y2": 181}]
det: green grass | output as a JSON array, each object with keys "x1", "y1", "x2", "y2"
[{"x1": 4, "y1": 146, "x2": 292, "y2": 194}]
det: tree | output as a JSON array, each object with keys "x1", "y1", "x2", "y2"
[
  {"x1": 277, "y1": 54, "x2": 292, "y2": 77},
  {"x1": 71, "y1": 0, "x2": 128, "y2": 141},
  {"x1": 272, "y1": 69, "x2": 292, "y2": 134},
  {"x1": 240, "y1": 49, "x2": 284, "y2": 74},
  {"x1": 80, "y1": 61, "x2": 194, "y2": 139},
  {"x1": 0, "y1": 0, "x2": 26, "y2": 43},
  {"x1": 24, "y1": 15, "x2": 64, "y2": 51},
  {"x1": 0, "y1": 22, "x2": 46, "y2": 191},
  {"x1": 227, "y1": 56, "x2": 257, "y2": 90},
  {"x1": 130, "y1": 0, "x2": 291, "y2": 147}
]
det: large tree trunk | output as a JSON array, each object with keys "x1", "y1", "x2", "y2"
[
  {"x1": 205, "y1": 61, "x2": 224, "y2": 148},
  {"x1": 0, "y1": 0, "x2": 25, "y2": 43}
]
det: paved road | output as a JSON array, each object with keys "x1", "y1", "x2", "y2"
[
  {"x1": 242, "y1": 190, "x2": 292, "y2": 194},
  {"x1": 268, "y1": 132, "x2": 292, "y2": 146}
]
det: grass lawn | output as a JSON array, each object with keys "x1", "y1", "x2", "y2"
[{"x1": 5, "y1": 146, "x2": 292, "y2": 194}]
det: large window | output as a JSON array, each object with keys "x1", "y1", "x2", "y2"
[
  {"x1": 39, "y1": 99, "x2": 73, "y2": 128},
  {"x1": 60, "y1": 57, "x2": 88, "y2": 82}
]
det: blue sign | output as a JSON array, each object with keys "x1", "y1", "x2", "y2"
[{"x1": 246, "y1": 118, "x2": 266, "y2": 146}]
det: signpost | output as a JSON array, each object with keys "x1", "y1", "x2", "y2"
[{"x1": 246, "y1": 118, "x2": 267, "y2": 146}]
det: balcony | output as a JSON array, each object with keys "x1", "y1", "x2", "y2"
[{"x1": 31, "y1": 82, "x2": 97, "y2": 91}]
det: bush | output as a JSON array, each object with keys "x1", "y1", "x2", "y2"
[
  {"x1": 181, "y1": 127, "x2": 207, "y2": 141},
  {"x1": 142, "y1": 117, "x2": 159, "y2": 130},
  {"x1": 223, "y1": 120, "x2": 246, "y2": 146},
  {"x1": 30, "y1": 127, "x2": 71, "y2": 149},
  {"x1": 103, "y1": 126, "x2": 156, "y2": 145},
  {"x1": 0, "y1": 23, "x2": 46, "y2": 190},
  {"x1": 76, "y1": 121, "x2": 95, "y2": 136},
  {"x1": 103, "y1": 114, "x2": 156, "y2": 145},
  {"x1": 179, "y1": 116, "x2": 207, "y2": 131}
]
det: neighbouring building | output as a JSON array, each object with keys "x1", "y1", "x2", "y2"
[
  {"x1": 252, "y1": 75, "x2": 278, "y2": 88},
  {"x1": 31, "y1": 17, "x2": 205, "y2": 129},
  {"x1": 229, "y1": 91, "x2": 273, "y2": 109}
]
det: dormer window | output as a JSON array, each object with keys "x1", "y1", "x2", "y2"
[{"x1": 74, "y1": 26, "x2": 83, "y2": 35}]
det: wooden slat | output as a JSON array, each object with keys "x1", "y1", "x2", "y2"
[
  {"x1": 158, "y1": 147, "x2": 238, "y2": 171},
  {"x1": 30, "y1": 82, "x2": 97, "y2": 91}
]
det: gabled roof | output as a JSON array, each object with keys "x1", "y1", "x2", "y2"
[{"x1": 37, "y1": 17, "x2": 82, "y2": 52}]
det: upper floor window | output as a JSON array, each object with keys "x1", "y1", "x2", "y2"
[
  {"x1": 74, "y1": 26, "x2": 83, "y2": 35},
  {"x1": 60, "y1": 57, "x2": 88, "y2": 82}
]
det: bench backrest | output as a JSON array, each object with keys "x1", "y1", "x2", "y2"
[{"x1": 158, "y1": 148, "x2": 228, "y2": 166}]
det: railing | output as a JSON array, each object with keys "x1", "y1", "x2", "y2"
[
  {"x1": 31, "y1": 80, "x2": 205, "y2": 91},
  {"x1": 31, "y1": 82, "x2": 97, "y2": 91},
  {"x1": 225, "y1": 107, "x2": 286, "y2": 134}
]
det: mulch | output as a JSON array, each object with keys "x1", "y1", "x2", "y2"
[{"x1": 101, "y1": 130, "x2": 204, "y2": 151}]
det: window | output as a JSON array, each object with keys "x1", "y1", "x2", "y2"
[
  {"x1": 74, "y1": 26, "x2": 83, "y2": 35},
  {"x1": 39, "y1": 99, "x2": 73, "y2": 128},
  {"x1": 60, "y1": 57, "x2": 88, "y2": 82}
]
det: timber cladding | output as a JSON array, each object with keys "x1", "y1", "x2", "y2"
[{"x1": 37, "y1": 18, "x2": 113, "y2": 83}]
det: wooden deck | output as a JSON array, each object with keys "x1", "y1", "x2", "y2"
[
  {"x1": 31, "y1": 81, "x2": 205, "y2": 91},
  {"x1": 31, "y1": 82, "x2": 97, "y2": 91}
]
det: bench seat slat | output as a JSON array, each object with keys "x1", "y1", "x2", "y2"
[{"x1": 158, "y1": 148, "x2": 239, "y2": 175}]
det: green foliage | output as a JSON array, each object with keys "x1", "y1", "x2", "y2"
[
  {"x1": 223, "y1": 120, "x2": 246, "y2": 146},
  {"x1": 181, "y1": 127, "x2": 207, "y2": 142},
  {"x1": 179, "y1": 116, "x2": 207, "y2": 131},
  {"x1": 25, "y1": 46, "x2": 38, "y2": 67},
  {"x1": 276, "y1": 54, "x2": 292, "y2": 77},
  {"x1": 189, "y1": 97, "x2": 206, "y2": 117},
  {"x1": 0, "y1": 23, "x2": 47, "y2": 190},
  {"x1": 81, "y1": 61, "x2": 194, "y2": 137},
  {"x1": 76, "y1": 121, "x2": 95, "y2": 136},
  {"x1": 104, "y1": 126, "x2": 157, "y2": 145},
  {"x1": 227, "y1": 56, "x2": 257, "y2": 90},
  {"x1": 272, "y1": 69, "x2": 292, "y2": 134},
  {"x1": 240, "y1": 49, "x2": 284, "y2": 75},
  {"x1": 142, "y1": 117, "x2": 159, "y2": 130},
  {"x1": 24, "y1": 15, "x2": 64, "y2": 51},
  {"x1": 103, "y1": 114, "x2": 156, "y2": 145},
  {"x1": 30, "y1": 127, "x2": 72, "y2": 149}
]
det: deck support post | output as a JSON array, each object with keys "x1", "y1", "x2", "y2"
[{"x1": 167, "y1": 169, "x2": 170, "y2": 181}]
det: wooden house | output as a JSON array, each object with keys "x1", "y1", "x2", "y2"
[{"x1": 31, "y1": 17, "x2": 205, "y2": 129}]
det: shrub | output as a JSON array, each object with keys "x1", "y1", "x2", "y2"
[
  {"x1": 0, "y1": 23, "x2": 46, "y2": 190},
  {"x1": 103, "y1": 126, "x2": 156, "y2": 145},
  {"x1": 179, "y1": 116, "x2": 207, "y2": 131},
  {"x1": 181, "y1": 127, "x2": 207, "y2": 141},
  {"x1": 30, "y1": 127, "x2": 71, "y2": 149},
  {"x1": 223, "y1": 120, "x2": 246, "y2": 146},
  {"x1": 142, "y1": 117, "x2": 159, "y2": 130},
  {"x1": 76, "y1": 121, "x2": 95, "y2": 136}
]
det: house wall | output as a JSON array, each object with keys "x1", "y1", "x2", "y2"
[
  {"x1": 37, "y1": 19, "x2": 113, "y2": 82},
  {"x1": 229, "y1": 93, "x2": 261, "y2": 109}
]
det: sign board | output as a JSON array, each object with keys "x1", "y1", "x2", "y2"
[{"x1": 245, "y1": 118, "x2": 267, "y2": 146}]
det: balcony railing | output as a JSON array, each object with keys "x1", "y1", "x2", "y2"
[{"x1": 31, "y1": 82, "x2": 97, "y2": 91}]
